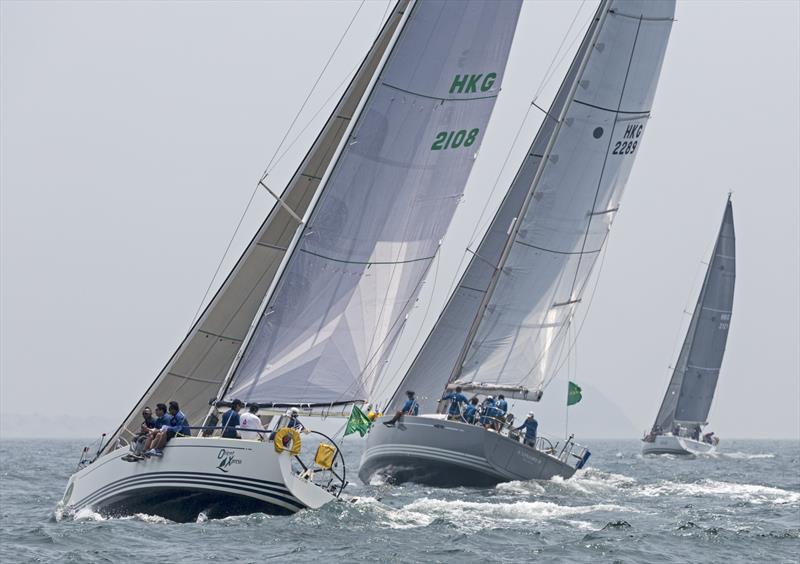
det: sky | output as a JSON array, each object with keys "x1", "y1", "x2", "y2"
[{"x1": 1, "y1": 0, "x2": 798, "y2": 440}]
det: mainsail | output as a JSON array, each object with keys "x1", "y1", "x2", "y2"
[
  {"x1": 392, "y1": 0, "x2": 675, "y2": 413},
  {"x1": 104, "y1": 2, "x2": 411, "y2": 451},
  {"x1": 652, "y1": 198, "x2": 736, "y2": 432},
  {"x1": 220, "y1": 0, "x2": 523, "y2": 407}
]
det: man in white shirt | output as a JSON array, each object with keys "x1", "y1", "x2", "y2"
[{"x1": 238, "y1": 404, "x2": 265, "y2": 441}]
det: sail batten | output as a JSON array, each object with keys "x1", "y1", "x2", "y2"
[{"x1": 391, "y1": 0, "x2": 675, "y2": 413}]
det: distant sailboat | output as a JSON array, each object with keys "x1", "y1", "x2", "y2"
[
  {"x1": 360, "y1": 0, "x2": 676, "y2": 487},
  {"x1": 642, "y1": 196, "x2": 736, "y2": 455},
  {"x1": 60, "y1": 0, "x2": 523, "y2": 521}
]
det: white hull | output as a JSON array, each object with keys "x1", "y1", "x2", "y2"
[
  {"x1": 61, "y1": 437, "x2": 336, "y2": 522},
  {"x1": 641, "y1": 434, "x2": 717, "y2": 456}
]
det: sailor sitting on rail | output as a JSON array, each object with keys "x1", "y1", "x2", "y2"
[
  {"x1": 383, "y1": 390, "x2": 418, "y2": 427},
  {"x1": 514, "y1": 412, "x2": 538, "y2": 447},
  {"x1": 145, "y1": 401, "x2": 191, "y2": 457},
  {"x1": 441, "y1": 386, "x2": 468, "y2": 420},
  {"x1": 463, "y1": 397, "x2": 479, "y2": 424}
]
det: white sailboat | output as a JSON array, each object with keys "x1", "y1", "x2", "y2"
[
  {"x1": 360, "y1": 0, "x2": 676, "y2": 487},
  {"x1": 642, "y1": 197, "x2": 736, "y2": 456},
  {"x1": 60, "y1": 0, "x2": 524, "y2": 521}
]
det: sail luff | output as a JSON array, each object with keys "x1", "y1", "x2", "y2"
[
  {"x1": 211, "y1": 1, "x2": 417, "y2": 411},
  {"x1": 446, "y1": 0, "x2": 613, "y2": 387},
  {"x1": 652, "y1": 245, "x2": 714, "y2": 433},
  {"x1": 101, "y1": 1, "x2": 411, "y2": 453}
]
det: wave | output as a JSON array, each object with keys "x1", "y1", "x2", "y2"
[
  {"x1": 638, "y1": 479, "x2": 799, "y2": 505},
  {"x1": 720, "y1": 452, "x2": 776, "y2": 460}
]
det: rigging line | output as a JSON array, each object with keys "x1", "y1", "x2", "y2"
[
  {"x1": 542, "y1": 237, "x2": 610, "y2": 391},
  {"x1": 467, "y1": 105, "x2": 535, "y2": 250},
  {"x1": 187, "y1": 1, "x2": 368, "y2": 329},
  {"x1": 371, "y1": 251, "x2": 441, "y2": 403},
  {"x1": 568, "y1": 14, "x2": 643, "y2": 301},
  {"x1": 533, "y1": 0, "x2": 589, "y2": 101},
  {"x1": 259, "y1": 0, "x2": 367, "y2": 181},
  {"x1": 328, "y1": 248, "x2": 440, "y2": 408}
]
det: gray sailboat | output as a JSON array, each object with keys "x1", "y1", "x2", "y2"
[
  {"x1": 642, "y1": 197, "x2": 736, "y2": 455},
  {"x1": 360, "y1": 0, "x2": 676, "y2": 487}
]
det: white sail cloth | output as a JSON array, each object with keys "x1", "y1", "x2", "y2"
[
  {"x1": 102, "y1": 2, "x2": 411, "y2": 452},
  {"x1": 224, "y1": 1, "x2": 522, "y2": 406},
  {"x1": 654, "y1": 199, "x2": 736, "y2": 431},
  {"x1": 392, "y1": 0, "x2": 675, "y2": 412}
]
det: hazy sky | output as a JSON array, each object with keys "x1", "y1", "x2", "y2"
[{"x1": 2, "y1": 0, "x2": 798, "y2": 440}]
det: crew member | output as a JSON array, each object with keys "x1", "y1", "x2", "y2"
[
  {"x1": 286, "y1": 407, "x2": 308, "y2": 433},
  {"x1": 463, "y1": 397, "x2": 479, "y2": 424},
  {"x1": 146, "y1": 401, "x2": 191, "y2": 457},
  {"x1": 383, "y1": 390, "x2": 418, "y2": 427},
  {"x1": 515, "y1": 412, "x2": 539, "y2": 447},
  {"x1": 441, "y1": 386, "x2": 468, "y2": 420},
  {"x1": 221, "y1": 399, "x2": 244, "y2": 439},
  {"x1": 239, "y1": 403, "x2": 264, "y2": 441}
]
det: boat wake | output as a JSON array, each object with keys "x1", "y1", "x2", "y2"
[
  {"x1": 342, "y1": 494, "x2": 635, "y2": 532},
  {"x1": 638, "y1": 479, "x2": 800, "y2": 505}
]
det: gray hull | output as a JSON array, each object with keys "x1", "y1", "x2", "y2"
[{"x1": 359, "y1": 416, "x2": 577, "y2": 487}]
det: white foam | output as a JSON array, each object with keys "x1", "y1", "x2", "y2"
[
  {"x1": 721, "y1": 452, "x2": 776, "y2": 460},
  {"x1": 495, "y1": 480, "x2": 546, "y2": 495},
  {"x1": 639, "y1": 479, "x2": 800, "y2": 505}
]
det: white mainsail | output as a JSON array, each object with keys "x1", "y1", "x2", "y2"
[
  {"x1": 652, "y1": 198, "x2": 736, "y2": 433},
  {"x1": 392, "y1": 0, "x2": 676, "y2": 413},
  {"x1": 222, "y1": 0, "x2": 523, "y2": 407},
  {"x1": 104, "y1": 2, "x2": 411, "y2": 451}
]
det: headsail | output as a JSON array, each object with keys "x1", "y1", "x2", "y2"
[
  {"x1": 221, "y1": 0, "x2": 523, "y2": 407},
  {"x1": 104, "y1": 2, "x2": 411, "y2": 451},
  {"x1": 392, "y1": 0, "x2": 675, "y2": 413},
  {"x1": 652, "y1": 198, "x2": 736, "y2": 432}
]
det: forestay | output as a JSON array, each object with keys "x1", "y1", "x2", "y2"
[
  {"x1": 102, "y1": 2, "x2": 411, "y2": 452},
  {"x1": 392, "y1": 0, "x2": 675, "y2": 412},
  {"x1": 653, "y1": 198, "x2": 736, "y2": 431},
  {"x1": 223, "y1": 0, "x2": 522, "y2": 406}
]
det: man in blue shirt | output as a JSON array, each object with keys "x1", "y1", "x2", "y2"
[
  {"x1": 141, "y1": 403, "x2": 173, "y2": 454},
  {"x1": 515, "y1": 412, "x2": 539, "y2": 447},
  {"x1": 496, "y1": 394, "x2": 508, "y2": 416},
  {"x1": 463, "y1": 397, "x2": 480, "y2": 424},
  {"x1": 146, "y1": 400, "x2": 192, "y2": 457},
  {"x1": 221, "y1": 399, "x2": 244, "y2": 439},
  {"x1": 383, "y1": 390, "x2": 418, "y2": 427},
  {"x1": 480, "y1": 396, "x2": 496, "y2": 427},
  {"x1": 441, "y1": 386, "x2": 468, "y2": 420}
]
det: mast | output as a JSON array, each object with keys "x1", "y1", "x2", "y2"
[{"x1": 447, "y1": 0, "x2": 613, "y2": 386}]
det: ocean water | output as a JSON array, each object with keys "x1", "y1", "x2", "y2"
[{"x1": 1, "y1": 438, "x2": 798, "y2": 563}]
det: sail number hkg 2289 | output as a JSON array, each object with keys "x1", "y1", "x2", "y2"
[{"x1": 611, "y1": 123, "x2": 644, "y2": 156}]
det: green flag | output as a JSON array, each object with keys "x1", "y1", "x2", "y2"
[
  {"x1": 344, "y1": 405, "x2": 372, "y2": 437},
  {"x1": 567, "y1": 381, "x2": 582, "y2": 406}
]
